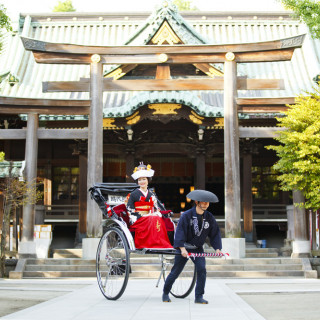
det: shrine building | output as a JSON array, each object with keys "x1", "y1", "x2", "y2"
[{"x1": 0, "y1": 1, "x2": 318, "y2": 256}]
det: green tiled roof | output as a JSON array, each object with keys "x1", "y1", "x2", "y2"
[
  {"x1": 0, "y1": 161, "x2": 25, "y2": 178},
  {"x1": 124, "y1": 1, "x2": 207, "y2": 45},
  {"x1": 0, "y1": 0, "x2": 319, "y2": 121},
  {"x1": 104, "y1": 91, "x2": 223, "y2": 118}
]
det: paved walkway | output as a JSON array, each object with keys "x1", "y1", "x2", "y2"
[{"x1": 1, "y1": 278, "x2": 320, "y2": 320}]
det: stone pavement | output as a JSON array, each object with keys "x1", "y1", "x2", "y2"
[{"x1": 0, "y1": 278, "x2": 320, "y2": 320}]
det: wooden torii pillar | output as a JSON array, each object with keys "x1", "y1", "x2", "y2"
[
  {"x1": 20, "y1": 34, "x2": 305, "y2": 257},
  {"x1": 19, "y1": 113, "x2": 39, "y2": 257}
]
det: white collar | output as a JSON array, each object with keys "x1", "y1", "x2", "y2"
[{"x1": 139, "y1": 188, "x2": 148, "y2": 197}]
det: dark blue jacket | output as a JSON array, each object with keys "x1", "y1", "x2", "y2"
[{"x1": 174, "y1": 206, "x2": 222, "y2": 250}]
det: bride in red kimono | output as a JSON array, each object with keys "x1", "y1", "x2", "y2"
[{"x1": 126, "y1": 162, "x2": 173, "y2": 249}]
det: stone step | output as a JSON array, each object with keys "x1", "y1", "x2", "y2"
[
  {"x1": 234, "y1": 258, "x2": 301, "y2": 264},
  {"x1": 24, "y1": 262, "x2": 303, "y2": 273},
  {"x1": 206, "y1": 270, "x2": 305, "y2": 278},
  {"x1": 245, "y1": 253, "x2": 279, "y2": 258},
  {"x1": 26, "y1": 258, "x2": 95, "y2": 265},
  {"x1": 22, "y1": 270, "x2": 305, "y2": 279},
  {"x1": 17, "y1": 256, "x2": 314, "y2": 279},
  {"x1": 206, "y1": 264, "x2": 303, "y2": 271},
  {"x1": 245, "y1": 248, "x2": 279, "y2": 258},
  {"x1": 246, "y1": 248, "x2": 279, "y2": 253},
  {"x1": 25, "y1": 264, "x2": 97, "y2": 272},
  {"x1": 52, "y1": 249, "x2": 82, "y2": 259},
  {"x1": 26, "y1": 256, "x2": 304, "y2": 264},
  {"x1": 24, "y1": 257, "x2": 303, "y2": 266},
  {"x1": 22, "y1": 271, "x2": 96, "y2": 278}
]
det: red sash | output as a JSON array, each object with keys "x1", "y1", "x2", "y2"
[{"x1": 134, "y1": 197, "x2": 154, "y2": 213}]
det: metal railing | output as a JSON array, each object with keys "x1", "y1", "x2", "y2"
[
  {"x1": 252, "y1": 204, "x2": 288, "y2": 221},
  {"x1": 44, "y1": 204, "x2": 79, "y2": 222}
]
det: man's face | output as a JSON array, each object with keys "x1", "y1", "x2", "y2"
[{"x1": 197, "y1": 201, "x2": 209, "y2": 211}]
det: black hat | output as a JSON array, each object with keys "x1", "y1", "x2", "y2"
[{"x1": 186, "y1": 190, "x2": 219, "y2": 203}]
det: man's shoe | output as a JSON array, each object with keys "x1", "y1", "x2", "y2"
[
  {"x1": 162, "y1": 293, "x2": 171, "y2": 302},
  {"x1": 195, "y1": 297, "x2": 208, "y2": 304}
]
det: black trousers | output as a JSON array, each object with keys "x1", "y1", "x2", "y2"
[{"x1": 163, "y1": 250, "x2": 206, "y2": 299}]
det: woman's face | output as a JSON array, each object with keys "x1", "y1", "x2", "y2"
[{"x1": 138, "y1": 177, "x2": 148, "y2": 188}]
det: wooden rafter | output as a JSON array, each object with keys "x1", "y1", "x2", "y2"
[
  {"x1": 237, "y1": 97, "x2": 295, "y2": 112},
  {"x1": 0, "y1": 127, "x2": 285, "y2": 140},
  {"x1": 31, "y1": 49, "x2": 296, "y2": 64},
  {"x1": 0, "y1": 97, "x2": 90, "y2": 114},
  {"x1": 21, "y1": 35, "x2": 305, "y2": 54},
  {"x1": 43, "y1": 78, "x2": 284, "y2": 92},
  {"x1": 21, "y1": 34, "x2": 305, "y2": 64}
]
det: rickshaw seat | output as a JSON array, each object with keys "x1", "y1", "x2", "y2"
[{"x1": 112, "y1": 203, "x2": 131, "y2": 228}]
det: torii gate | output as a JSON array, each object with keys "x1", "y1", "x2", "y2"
[{"x1": 20, "y1": 34, "x2": 305, "y2": 257}]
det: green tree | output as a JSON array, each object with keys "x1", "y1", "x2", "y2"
[
  {"x1": 266, "y1": 86, "x2": 320, "y2": 209},
  {"x1": 173, "y1": 0, "x2": 198, "y2": 11},
  {"x1": 53, "y1": 0, "x2": 76, "y2": 12},
  {"x1": 280, "y1": 0, "x2": 320, "y2": 38},
  {"x1": 0, "y1": 157, "x2": 42, "y2": 277},
  {"x1": 0, "y1": 4, "x2": 12, "y2": 53}
]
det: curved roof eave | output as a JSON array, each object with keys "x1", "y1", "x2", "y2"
[{"x1": 103, "y1": 91, "x2": 223, "y2": 118}]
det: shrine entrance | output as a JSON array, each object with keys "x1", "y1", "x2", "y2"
[{"x1": 10, "y1": 25, "x2": 305, "y2": 257}]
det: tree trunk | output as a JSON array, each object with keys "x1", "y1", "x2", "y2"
[{"x1": 0, "y1": 203, "x2": 11, "y2": 278}]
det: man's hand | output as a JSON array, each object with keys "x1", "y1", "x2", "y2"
[
  {"x1": 180, "y1": 247, "x2": 188, "y2": 258},
  {"x1": 215, "y1": 249, "x2": 221, "y2": 254}
]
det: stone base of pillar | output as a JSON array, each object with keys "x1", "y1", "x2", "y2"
[
  {"x1": 244, "y1": 232, "x2": 253, "y2": 242},
  {"x1": 222, "y1": 238, "x2": 246, "y2": 259},
  {"x1": 18, "y1": 241, "x2": 37, "y2": 258},
  {"x1": 291, "y1": 240, "x2": 311, "y2": 258},
  {"x1": 82, "y1": 238, "x2": 100, "y2": 259}
]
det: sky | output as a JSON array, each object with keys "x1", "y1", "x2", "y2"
[{"x1": 1, "y1": 0, "x2": 286, "y2": 20}]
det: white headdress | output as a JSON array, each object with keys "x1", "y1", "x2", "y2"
[{"x1": 131, "y1": 162, "x2": 155, "y2": 180}]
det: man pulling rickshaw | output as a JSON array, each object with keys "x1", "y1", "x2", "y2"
[{"x1": 89, "y1": 162, "x2": 224, "y2": 301}]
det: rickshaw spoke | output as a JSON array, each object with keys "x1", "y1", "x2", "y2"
[{"x1": 96, "y1": 227, "x2": 130, "y2": 300}]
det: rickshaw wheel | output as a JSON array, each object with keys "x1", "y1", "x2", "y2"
[
  {"x1": 96, "y1": 226, "x2": 130, "y2": 300},
  {"x1": 161, "y1": 255, "x2": 197, "y2": 298}
]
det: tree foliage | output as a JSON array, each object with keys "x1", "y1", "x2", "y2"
[
  {"x1": 266, "y1": 86, "x2": 320, "y2": 209},
  {"x1": 0, "y1": 4, "x2": 12, "y2": 53},
  {"x1": 173, "y1": 0, "x2": 198, "y2": 11},
  {"x1": 280, "y1": 0, "x2": 320, "y2": 38},
  {"x1": 0, "y1": 4, "x2": 11, "y2": 31},
  {"x1": 0, "y1": 156, "x2": 42, "y2": 277},
  {"x1": 53, "y1": 0, "x2": 76, "y2": 12}
]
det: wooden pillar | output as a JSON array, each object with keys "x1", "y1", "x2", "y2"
[
  {"x1": 125, "y1": 146, "x2": 135, "y2": 182},
  {"x1": 79, "y1": 153, "x2": 87, "y2": 235},
  {"x1": 291, "y1": 190, "x2": 310, "y2": 257},
  {"x1": 43, "y1": 142, "x2": 52, "y2": 207},
  {"x1": 293, "y1": 190, "x2": 308, "y2": 241},
  {"x1": 195, "y1": 147, "x2": 205, "y2": 190},
  {"x1": 0, "y1": 195, "x2": 3, "y2": 235},
  {"x1": 22, "y1": 113, "x2": 39, "y2": 243},
  {"x1": 243, "y1": 149, "x2": 253, "y2": 241},
  {"x1": 43, "y1": 163, "x2": 52, "y2": 206},
  {"x1": 86, "y1": 56, "x2": 103, "y2": 238},
  {"x1": 224, "y1": 54, "x2": 241, "y2": 238}
]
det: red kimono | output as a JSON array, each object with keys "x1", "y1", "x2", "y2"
[{"x1": 126, "y1": 189, "x2": 173, "y2": 249}]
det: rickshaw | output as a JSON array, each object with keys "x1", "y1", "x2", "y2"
[{"x1": 89, "y1": 183, "x2": 225, "y2": 301}]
